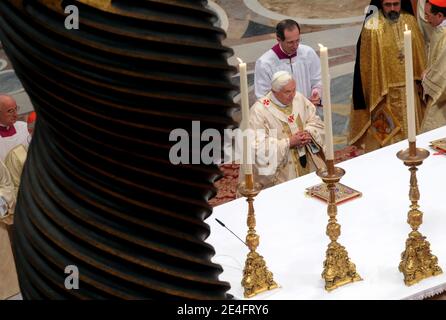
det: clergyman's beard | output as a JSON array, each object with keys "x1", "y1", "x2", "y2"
[{"x1": 384, "y1": 10, "x2": 400, "y2": 22}]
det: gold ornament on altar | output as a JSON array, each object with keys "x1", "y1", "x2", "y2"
[
  {"x1": 306, "y1": 182, "x2": 362, "y2": 205},
  {"x1": 397, "y1": 142, "x2": 443, "y2": 286},
  {"x1": 238, "y1": 175, "x2": 278, "y2": 298},
  {"x1": 317, "y1": 160, "x2": 362, "y2": 292}
]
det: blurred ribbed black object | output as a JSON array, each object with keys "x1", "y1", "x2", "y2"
[{"x1": 0, "y1": 0, "x2": 238, "y2": 299}]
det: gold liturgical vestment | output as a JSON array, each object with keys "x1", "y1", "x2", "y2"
[
  {"x1": 421, "y1": 22, "x2": 446, "y2": 133},
  {"x1": 0, "y1": 145, "x2": 27, "y2": 299},
  {"x1": 0, "y1": 159, "x2": 19, "y2": 300},
  {"x1": 349, "y1": 12, "x2": 426, "y2": 152}
]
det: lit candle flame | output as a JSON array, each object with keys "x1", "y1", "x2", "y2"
[
  {"x1": 405, "y1": 24, "x2": 409, "y2": 32},
  {"x1": 236, "y1": 57, "x2": 243, "y2": 64}
]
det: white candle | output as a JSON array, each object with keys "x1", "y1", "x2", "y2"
[
  {"x1": 318, "y1": 44, "x2": 334, "y2": 160},
  {"x1": 237, "y1": 58, "x2": 252, "y2": 174},
  {"x1": 404, "y1": 24, "x2": 416, "y2": 143}
]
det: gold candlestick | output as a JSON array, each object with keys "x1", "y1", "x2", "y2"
[
  {"x1": 238, "y1": 176, "x2": 278, "y2": 298},
  {"x1": 317, "y1": 160, "x2": 362, "y2": 292},
  {"x1": 397, "y1": 142, "x2": 442, "y2": 286}
]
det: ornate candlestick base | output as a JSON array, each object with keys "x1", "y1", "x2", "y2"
[
  {"x1": 397, "y1": 143, "x2": 443, "y2": 286},
  {"x1": 317, "y1": 161, "x2": 362, "y2": 292},
  {"x1": 238, "y1": 181, "x2": 278, "y2": 298}
]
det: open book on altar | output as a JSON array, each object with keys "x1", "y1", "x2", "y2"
[
  {"x1": 305, "y1": 182, "x2": 362, "y2": 205},
  {"x1": 430, "y1": 137, "x2": 446, "y2": 154}
]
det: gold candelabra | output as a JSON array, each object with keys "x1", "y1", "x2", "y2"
[
  {"x1": 239, "y1": 174, "x2": 278, "y2": 298},
  {"x1": 396, "y1": 142, "x2": 442, "y2": 286},
  {"x1": 317, "y1": 160, "x2": 362, "y2": 292}
]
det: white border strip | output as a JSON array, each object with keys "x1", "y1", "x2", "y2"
[{"x1": 403, "y1": 283, "x2": 446, "y2": 300}]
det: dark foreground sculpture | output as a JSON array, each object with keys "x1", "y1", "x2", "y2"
[{"x1": 0, "y1": 0, "x2": 237, "y2": 299}]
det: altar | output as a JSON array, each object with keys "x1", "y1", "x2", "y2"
[{"x1": 206, "y1": 126, "x2": 446, "y2": 300}]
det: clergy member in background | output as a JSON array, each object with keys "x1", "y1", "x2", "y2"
[
  {"x1": 350, "y1": 0, "x2": 426, "y2": 152},
  {"x1": 0, "y1": 94, "x2": 31, "y2": 220},
  {"x1": 0, "y1": 95, "x2": 29, "y2": 299},
  {"x1": 417, "y1": 0, "x2": 434, "y2": 44},
  {"x1": 241, "y1": 71, "x2": 325, "y2": 190},
  {"x1": 421, "y1": 0, "x2": 446, "y2": 132},
  {"x1": 0, "y1": 95, "x2": 30, "y2": 161},
  {"x1": 254, "y1": 19, "x2": 322, "y2": 107}
]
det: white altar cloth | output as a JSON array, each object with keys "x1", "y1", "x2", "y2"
[{"x1": 206, "y1": 126, "x2": 446, "y2": 300}]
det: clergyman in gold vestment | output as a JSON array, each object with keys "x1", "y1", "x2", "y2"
[
  {"x1": 350, "y1": 0, "x2": 426, "y2": 152},
  {"x1": 421, "y1": 0, "x2": 446, "y2": 133},
  {"x1": 0, "y1": 157, "x2": 20, "y2": 300}
]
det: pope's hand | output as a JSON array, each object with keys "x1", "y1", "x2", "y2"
[{"x1": 289, "y1": 131, "x2": 312, "y2": 148}]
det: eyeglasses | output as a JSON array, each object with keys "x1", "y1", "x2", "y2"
[{"x1": 5, "y1": 105, "x2": 20, "y2": 114}]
